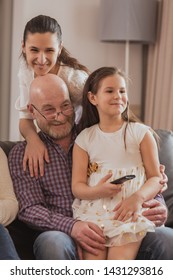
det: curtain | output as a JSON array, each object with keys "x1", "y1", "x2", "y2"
[
  {"x1": 0, "y1": 0, "x2": 13, "y2": 140},
  {"x1": 144, "y1": 0, "x2": 173, "y2": 130}
]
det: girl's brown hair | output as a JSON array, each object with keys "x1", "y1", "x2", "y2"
[{"x1": 78, "y1": 66, "x2": 138, "y2": 131}]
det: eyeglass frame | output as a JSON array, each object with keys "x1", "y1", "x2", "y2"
[{"x1": 31, "y1": 103, "x2": 74, "y2": 121}]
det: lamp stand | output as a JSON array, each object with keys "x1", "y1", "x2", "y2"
[{"x1": 125, "y1": 40, "x2": 130, "y2": 91}]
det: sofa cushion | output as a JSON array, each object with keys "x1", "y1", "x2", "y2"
[
  {"x1": 156, "y1": 129, "x2": 173, "y2": 227},
  {"x1": 0, "y1": 141, "x2": 17, "y2": 156}
]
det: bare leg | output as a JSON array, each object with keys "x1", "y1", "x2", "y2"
[
  {"x1": 83, "y1": 248, "x2": 107, "y2": 260},
  {"x1": 108, "y1": 241, "x2": 142, "y2": 260}
]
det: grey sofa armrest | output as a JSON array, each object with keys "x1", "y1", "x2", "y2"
[{"x1": 156, "y1": 129, "x2": 173, "y2": 228}]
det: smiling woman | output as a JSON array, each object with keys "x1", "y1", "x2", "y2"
[
  {"x1": 14, "y1": 14, "x2": 89, "y2": 178},
  {"x1": 16, "y1": 15, "x2": 89, "y2": 121},
  {"x1": 0, "y1": 0, "x2": 13, "y2": 140}
]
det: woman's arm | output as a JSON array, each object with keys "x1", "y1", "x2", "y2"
[
  {"x1": 17, "y1": 64, "x2": 49, "y2": 177},
  {"x1": 19, "y1": 118, "x2": 37, "y2": 139},
  {"x1": 19, "y1": 119, "x2": 49, "y2": 178}
]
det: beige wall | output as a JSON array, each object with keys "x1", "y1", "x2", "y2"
[
  {"x1": 10, "y1": 0, "x2": 143, "y2": 140},
  {"x1": 0, "y1": 0, "x2": 12, "y2": 140}
]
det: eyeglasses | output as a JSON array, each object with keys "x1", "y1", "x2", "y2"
[{"x1": 31, "y1": 103, "x2": 74, "y2": 121}]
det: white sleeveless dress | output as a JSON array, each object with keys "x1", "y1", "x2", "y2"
[{"x1": 72, "y1": 122, "x2": 155, "y2": 246}]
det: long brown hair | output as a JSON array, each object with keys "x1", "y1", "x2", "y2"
[
  {"x1": 22, "y1": 15, "x2": 89, "y2": 73},
  {"x1": 78, "y1": 66, "x2": 138, "y2": 131}
]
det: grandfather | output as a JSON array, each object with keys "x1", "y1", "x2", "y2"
[{"x1": 9, "y1": 74, "x2": 173, "y2": 259}]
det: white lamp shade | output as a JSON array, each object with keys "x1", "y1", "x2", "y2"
[{"x1": 100, "y1": 0, "x2": 158, "y2": 44}]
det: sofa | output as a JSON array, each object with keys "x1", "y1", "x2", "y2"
[{"x1": 0, "y1": 128, "x2": 173, "y2": 259}]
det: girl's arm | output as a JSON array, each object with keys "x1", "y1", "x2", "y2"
[
  {"x1": 135, "y1": 130, "x2": 162, "y2": 201},
  {"x1": 19, "y1": 119, "x2": 49, "y2": 178},
  {"x1": 114, "y1": 130, "x2": 162, "y2": 221},
  {"x1": 72, "y1": 144, "x2": 121, "y2": 200}
]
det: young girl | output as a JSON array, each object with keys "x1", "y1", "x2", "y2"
[
  {"x1": 15, "y1": 15, "x2": 89, "y2": 177},
  {"x1": 72, "y1": 66, "x2": 162, "y2": 260}
]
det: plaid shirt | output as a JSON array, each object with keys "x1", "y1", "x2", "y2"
[{"x1": 8, "y1": 128, "x2": 77, "y2": 235}]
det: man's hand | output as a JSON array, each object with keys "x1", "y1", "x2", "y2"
[
  {"x1": 142, "y1": 199, "x2": 168, "y2": 226},
  {"x1": 71, "y1": 221, "x2": 105, "y2": 259},
  {"x1": 159, "y1": 164, "x2": 168, "y2": 192}
]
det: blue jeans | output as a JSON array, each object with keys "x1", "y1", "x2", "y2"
[
  {"x1": 33, "y1": 227, "x2": 173, "y2": 260},
  {"x1": 33, "y1": 231, "x2": 77, "y2": 260},
  {"x1": 0, "y1": 224, "x2": 20, "y2": 260},
  {"x1": 136, "y1": 227, "x2": 173, "y2": 260}
]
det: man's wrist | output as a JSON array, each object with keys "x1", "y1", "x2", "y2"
[{"x1": 154, "y1": 193, "x2": 166, "y2": 205}]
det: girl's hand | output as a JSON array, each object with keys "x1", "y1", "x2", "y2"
[
  {"x1": 95, "y1": 174, "x2": 122, "y2": 198},
  {"x1": 113, "y1": 194, "x2": 142, "y2": 222},
  {"x1": 23, "y1": 138, "x2": 49, "y2": 178}
]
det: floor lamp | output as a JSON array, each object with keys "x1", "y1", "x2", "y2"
[{"x1": 99, "y1": 0, "x2": 158, "y2": 84}]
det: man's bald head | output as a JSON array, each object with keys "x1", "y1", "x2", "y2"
[
  {"x1": 29, "y1": 74, "x2": 70, "y2": 106},
  {"x1": 28, "y1": 73, "x2": 75, "y2": 142}
]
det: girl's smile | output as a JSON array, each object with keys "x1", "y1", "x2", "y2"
[{"x1": 91, "y1": 74, "x2": 128, "y2": 118}]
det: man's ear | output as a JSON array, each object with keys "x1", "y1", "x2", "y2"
[
  {"x1": 27, "y1": 104, "x2": 35, "y2": 118},
  {"x1": 87, "y1": 91, "x2": 97, "y2": 106}
]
